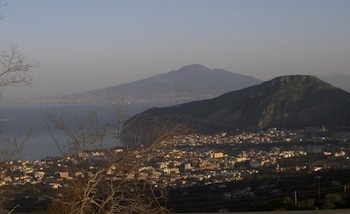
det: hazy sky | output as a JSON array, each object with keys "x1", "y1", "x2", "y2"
[{"x1": 1, "y1": 0, "x2": 350, "y2": 97}]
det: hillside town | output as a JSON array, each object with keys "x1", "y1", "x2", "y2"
[
  {"x1": 1, "y1": 127, "x2": 350, "y2": 212},
  {"x1": 1, "y1": 127, "x2": 349, "y2": 189}
]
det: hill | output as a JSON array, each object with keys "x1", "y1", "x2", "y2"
[
  {"x1": 125, "y1": 75, "x2": 350, "y2": 136},
  {"x1": 51, "y1": 64, "x2": 262, "y2": 105}
]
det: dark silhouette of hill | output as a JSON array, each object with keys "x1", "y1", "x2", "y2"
[
  {"x1": 60, "y1": 64, "x2": 262, "y2": 105},
  {"x1": 126, "y1": 75, "x2": 350, "y2": 136}
]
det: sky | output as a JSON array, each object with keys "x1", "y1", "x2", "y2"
[{"x1": 1, "y1": 0, "x2": 350, "y2": 98}]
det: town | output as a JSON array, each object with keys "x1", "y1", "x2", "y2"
[
  {"x1": 1, "y1": 127, "x2": 350, "y2": 212},
  {"x1": 2, "y1": 127, "x2": 349, "y2": 187}
]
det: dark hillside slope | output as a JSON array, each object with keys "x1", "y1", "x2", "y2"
[{"x1": 126, "y1": 75, "x2": 350, "y2": 136}]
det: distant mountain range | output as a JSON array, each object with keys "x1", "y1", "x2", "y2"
[
  {"x1": 125, "y1": 75, "x2": 350, "y2": 138},
  {"x1": 7, "y1": 64, "x2": 349, "y2": 107},
  {"x1": 40, "y1": 64, "x2": 262, "y2": 105}
]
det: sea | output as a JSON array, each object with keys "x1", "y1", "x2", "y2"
[{"x1": 0, "y1": 103, "x2": 145, "y2": 160}]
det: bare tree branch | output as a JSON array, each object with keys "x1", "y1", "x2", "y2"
[
  {"x1": 44, "y1": 105, "x2": 174, "y2": 213},
  {"x1": 0, "y1": 46, "x2": 35, "y2": 89},
  {"x1": 0, "y1": 128, "x2": 35, "y2": 161}
]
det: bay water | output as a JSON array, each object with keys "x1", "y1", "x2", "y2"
[{"x1": 0, "y1": 103, "x2": 145, "y2": 160}]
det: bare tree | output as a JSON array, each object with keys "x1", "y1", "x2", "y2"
[
  {"x1": 0, "y1": 46, "x2": 33, "y2": 88},
  {"x1": 43, "y1": 107, "x2": 191, "y2": 214},
  {"x1": 0, "y1": 1, "x2": 34, "y2": 91},
  {"x1": 0, "y1": 5, "x2": 36, "y2": 160},
  {"x1": 0, "y1": 5, "x2": 36, "y2": 212},
  {"x1": 0, "y1": 45, "x2": 35, "y2": 160},
  {"x1": 0, "y1": 129, "x2": 35, "y2": 161}
]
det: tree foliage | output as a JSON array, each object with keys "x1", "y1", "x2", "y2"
[{"x1": 323, "y1": 193, "x2": 344, "y2": 209}]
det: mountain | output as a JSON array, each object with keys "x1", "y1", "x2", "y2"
[
  {"x1": 52, "y1": 64, "x2": 262, "y2": 105},
  {"x1": 125, "y1": 75, "x2": 350, "y2": 137}
]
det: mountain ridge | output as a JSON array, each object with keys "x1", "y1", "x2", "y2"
[
  {"x1": 45, "y1": 64, "x2": 262, "y2": 105},
  {"x1": 125, "y1": 75, "x2": 350, "y2": 137}
]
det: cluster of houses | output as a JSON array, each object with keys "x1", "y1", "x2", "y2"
[{"x1": 0, "y1": 128, "x2": 349, "y2": 189}]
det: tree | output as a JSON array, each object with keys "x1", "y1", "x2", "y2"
[
  {"x1": 0, "y1": 4, "x2": 36, "y2": 160},
  {"x1": 298, "y1": 198, "x2": 314, "y2": 210},
  {"x1": 0, "y1": 46, "x2": 35, "y2": 160},
  {"x1": 281, "y1": 196, "x2": 295, "y2": 210},
  {"x1": 0, "y1": 46, "x2": 35, "y2": 162},
  {"x1": 323, "y1": 193, "x2": 344, "y2": 209},
  {"x1": 0, "y1": 3, "x2": 179, "y2": 212},
  {"x1": 0, "y1": 46, "x2": 33, "y2": 89},
  {"x1": 0, "y1": 4, "x2": 35, "y2": 212},
  {"x1": 42, "y1": 108, "x2": 189, "y2": 213}
]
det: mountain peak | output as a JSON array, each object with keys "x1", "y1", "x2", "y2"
[
  {"x1": 266, "y1": 75, "x2": 332, "y2": 90},
  {"x1": 178, "y1": 64, "x2": 210, "y2": 71},
  {"x1": 165, "y1": 64, "x2": 212, "y2": 77},
  {"x1": 60, "y1": 64, "x2": 261, "y2": 105}
]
